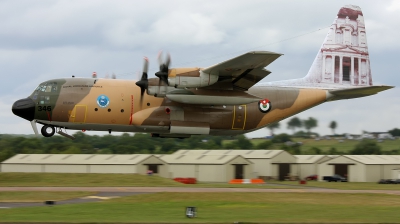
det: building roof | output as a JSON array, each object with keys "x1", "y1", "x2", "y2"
[
  {"x1": 173, "y1": 149, "x2": 287, "y2": 159},
  {"x1": 156, "y1": 154, "x2": 251, "y2": 164},
  {"x1": 2, "y1": 154, "x2": 161, "y2": 165},
  {"x1": 343, "y1": 155, "x2": 400, "y2": 165},
  {"x1": 295, "y1": 155, "x2": 331, "y2": 164}
]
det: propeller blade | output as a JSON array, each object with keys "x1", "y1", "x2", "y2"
[
  {"x1": 155, "y1": 51, "x2": 170, "y2": 86},
  {"x1": 143, "y1": 57, "x2": 149, "y2": 74},
  {"x1": 165, "y1": 53, "x2": 171, "y2": 68},
  {"x1": 135, "y1": 57, "x2": 149, "y2": 107},
  {"x1": 30, "y1": 120, "x2": 39, "y2": 136},
  {"x1": 157, "y1": 51, "x2": 163, "y2": 68}
]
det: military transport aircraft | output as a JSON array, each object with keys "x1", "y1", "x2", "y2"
[{"x1": 12, "y1": 5, "x2": 393, "y2": 139}]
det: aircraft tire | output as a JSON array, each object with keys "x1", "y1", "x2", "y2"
[{"x1": 41, "y1": 125, "x2": 55, "y2": 137}]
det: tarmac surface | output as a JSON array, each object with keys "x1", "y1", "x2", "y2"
[
  {"x1": 1, "y1": 186, "x2": 400, "y2": 209},
  {"x1": 1, "y1": 186, "x2": 400, "y2": 194},
  {"x1": 0, "y1": 191, "x2": 146, "y2": 208}
]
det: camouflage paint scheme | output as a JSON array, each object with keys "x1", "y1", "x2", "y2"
[
  {"x1": 29, "y1": 77, "x2": 327, "y2": 136},
  {"x1": 14, "y1": 5, "x2": 393, "y2": 138}
]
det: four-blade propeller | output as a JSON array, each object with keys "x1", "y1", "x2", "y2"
[
  {"x1": 155, "y1": 51, "x2": 170, "y2": 86},
  {"x1": 135, "y1": 57, "x2": 149, "y2": 106},
  {"x1": 135, "y1": 52, "x2": 171, "y2": 105}
]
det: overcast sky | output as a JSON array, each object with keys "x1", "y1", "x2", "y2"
[{"x1": 1, "y1": 0, "x2": 399, "y2": 138}]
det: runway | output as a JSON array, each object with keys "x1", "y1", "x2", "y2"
[
  {"x1": 1, "y1": 186, "x2": 400, "y2": 209},
  {"x1": 0, "y1": 191, "x2": 146, "y2": 208},
  {"x1": 1, "y1": 186, "x2": 400, "y2": 195}
]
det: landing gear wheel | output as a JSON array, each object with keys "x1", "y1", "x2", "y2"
[{"x1": 41, "y1": 125, "x2": 55, "y2": 137}]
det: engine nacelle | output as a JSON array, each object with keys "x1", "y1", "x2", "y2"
[{"x1": 168, "y1": 68, "x2": 218, "y2": 88}]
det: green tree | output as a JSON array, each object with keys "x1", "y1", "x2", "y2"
[
  {"x1": 203, "y1": 140, "x2": 220, "y2": 149},
  {"x1": 388, "y1": 128, "x2": 400, "y2": 137},
  {"x1": 287, "y1": 117, "x2": 302, "y2": 134},
  {"x1": 329, "y1": 121, "x2": 337, "y2": 135},
  {"x1": 160, "y1": 139, "x2": 177, "y2": 153},
  {"x1": 266, "y1": 122, "x2": 280, "y2": 136},
  {"x1": 61, "y1": 146, "x2": 82, "y2": 154},
  {"x1": 224, "y1": 142, "x2": 239, "y2": 149},
  {"x1": 303, "y1": 117, "x2": 318, "y2": 136},
  {"x1": 236, "y1": 135, "x2": 253, "y2": 149},
  {"x1": 328, "y1": 147, "x2": 339, "y2": 155},
  {"x1": 257, "y1": 140, "x2": 273, "y2": 149},
  {"x1": 0, "y1": 148, "x2": 15, "y2": 162},
  {"x1": 271, "y1": 133, "x2": 292, "y2": 143},
  {"x1": 280, "y1": 144, "x2": 300, "y2": 155},
  {"x1": 350, "y1": 139, "x2": 381, "y2": 155},
  {"x1": 309, "y1": 147, "x2": 321, "y2": 155}
]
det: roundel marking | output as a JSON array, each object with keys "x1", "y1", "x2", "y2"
[
  {"x1": 97, "y1": 95, "x2": 110, "y2": 108},
  {"x1": 258, "y1": 99, "x2": 272, "y2": 113}
]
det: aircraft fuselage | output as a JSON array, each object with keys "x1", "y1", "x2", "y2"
[{"x1": 12, "y1": 77, "x2": 328, "y2": 137}]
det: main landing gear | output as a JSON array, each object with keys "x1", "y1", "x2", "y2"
[{"x1": 41, "y1": 125, "x2": 55, "y2": 137}]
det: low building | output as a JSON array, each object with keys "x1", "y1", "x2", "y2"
[
  {"x1": 318, "y1": 155, "x2": 400, "y2": 182},
  {"x1": 173, "y1": 150, "x2": 297, "y2": 181},
  {"x1": 293, "y1": 155, "x2": 332, "y2": 179},
  {"x1": 392, "y1": 168, "x2": 400, "y2": 179},
  {"x1": 157, "y1": 154, "x2": 253, "y2": 182},
  {"x1": 1, "y1": 154, "x2": 169, "y2": 178}
]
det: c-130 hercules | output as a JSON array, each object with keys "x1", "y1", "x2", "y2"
[{"x1": 12, "y1": 5, "x2": 393, "y2": 139}]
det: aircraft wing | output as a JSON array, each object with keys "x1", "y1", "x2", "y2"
[{"x1": 202, "y1": 51, "x2": 282, "y2": 91}]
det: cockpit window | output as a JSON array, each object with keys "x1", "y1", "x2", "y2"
[
  {"x1": 40, "y1": 83, "x2": 47, "y2": 92},
  {"x1": 36, "y1": 82, "x2": 58, "y2": 93},
  {"x1": 51, "y1": 83, "x2": 58, "y2": 92},
  {"x1": 39, "y1": 96, "x2": 51, "y2": 104}
]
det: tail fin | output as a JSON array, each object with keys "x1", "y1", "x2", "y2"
[{"x1": 304, "y1": 5, "x2": 373, "y2": 87}]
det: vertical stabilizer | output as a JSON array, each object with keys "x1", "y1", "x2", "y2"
[{"x1": 304, "y1": 5, "x2": 373, "y2": 87}]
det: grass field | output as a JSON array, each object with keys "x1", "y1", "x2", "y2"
[
  {"x1": 2, "y1": 173, "x2": 400, "y2": 190},
  {"x1": 0, "y1": 173, "x2": 183, "y2": 187},
  {"x1": 0, "y1": 173, "x2": 288, "y2": 188},
  {"x1": 0, "y1": 192, "x2": 399, "y2": 223},
  {"x1": 235, "y1": 138, "x2": 400, "y2": 153},
  {"x1": 293, "y1": 137, "x2": 400, "y2": 152},
  {"x1": 0, "y1": 191, "x2": 94, "y2": 202}
]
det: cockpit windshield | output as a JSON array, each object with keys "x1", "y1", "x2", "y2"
[
  {"x1": 31, "y1": 82, "x2": 58, "y2": 103},
  {"x1": 35, "y1": 82, "x2": 58, "y2": 93}
]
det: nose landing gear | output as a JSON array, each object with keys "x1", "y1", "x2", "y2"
[{"x1": 41, "y1": 125, "x2": 55, "y2": 137}]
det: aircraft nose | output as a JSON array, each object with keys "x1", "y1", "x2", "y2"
[{"x1": 12, "y1": 97, "x2": 35, "y2": 121}]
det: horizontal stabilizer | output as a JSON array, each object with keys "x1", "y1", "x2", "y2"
[{"x1": 328, "y1": 85, "x2": 394, "y2": 101}]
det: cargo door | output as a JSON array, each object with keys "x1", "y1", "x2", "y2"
[
  {"x1": 232, "y1": 105, "x2": 246, "y2": 129},
  {"x1": 71, "y1": 105, "x2": 87, "y2": 123}
]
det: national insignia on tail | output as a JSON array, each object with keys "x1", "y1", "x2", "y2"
[{"x1": 258, "y1": 99, "x2": 271, "y2": 113}]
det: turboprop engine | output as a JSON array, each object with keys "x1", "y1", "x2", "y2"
[
  {"x1": 167, "y1": 68, "x2": 218, "y2": 88},
  {"x1": 136, "y1": 52, "x2": 219, "y2": 98}
]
